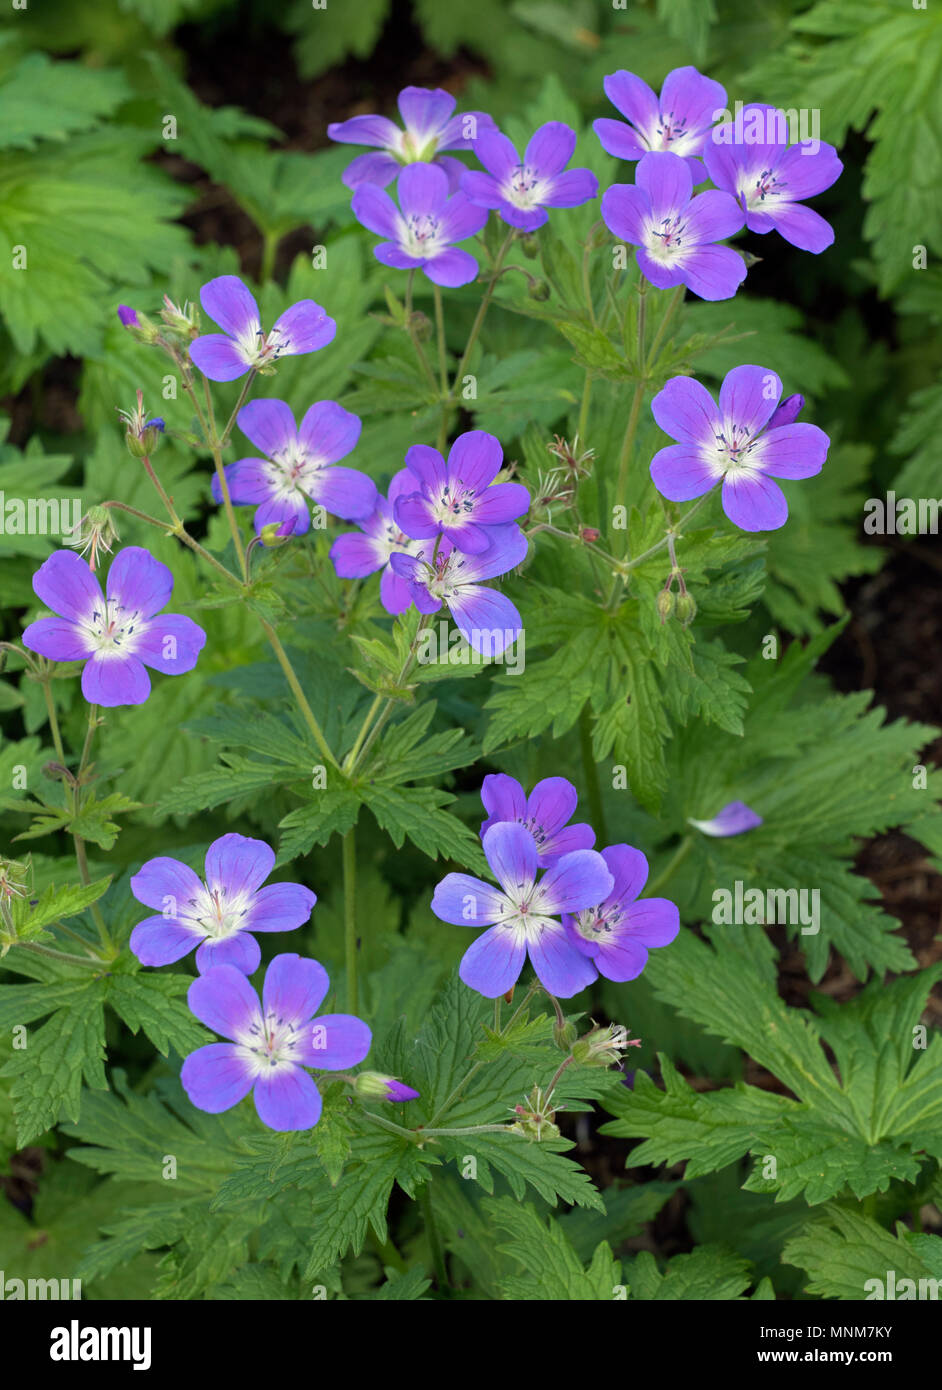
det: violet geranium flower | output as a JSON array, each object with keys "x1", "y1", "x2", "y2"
[
  {"x1": 594, "y1": 66, "x2": 728, "y2": 176},
  {"x1": 563, "y1": 845, "x2": 679, "y2": 983},
  {"x1": 688, "y1": 800, "x2": 762, "y2": 836},
  {"x1": 351, "y1": 162, "x2": 488, "y2": 288},
  {"x1": 130, "y1": 833, "x2": 316, "y2": 974},
  {"x1": 211, "y1": 397, "x2": 376, "y2": 533},
  {"x1": 189, "y1": 276, "x2": 336, "y2": 383},
  {"x1": 480, "y1": 775, "x2": 595, "y2": 867},
  {"x1": 390, "y1": 525, "x2": 527, "y2": 656},
  {"x1": 22, "y1": 547, "x2": 205, "y2": 707},
  {"x1": 649, "y1": 364, "x2": 830, "y2": 531},
  {"x1": 393, "y1": 430, "x2": 530, "y2": 554},
  {"x1": 329, "y1": 468, "x2": 426, "y2": 615},
  {"x1": 601, "y1": 151, "x2": 746, "y2": 300},
  {"x1": 703, "y1": 104, "x2": 843, "y2": 254},
  {"x1": 328, "y1": 85, "x2": 494, "y2": 191},
  {"x1": 462, "y1": 121, "x2": 598, "y2": 231},
  {"x1": 432, "y1": 823, "x2": 614, "y2": 998},
  {"x1": 181, "y1": 955, "x2": 371, "y2": 1132}
]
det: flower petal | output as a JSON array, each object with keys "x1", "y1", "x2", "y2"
[
  {"x1": 30, "y1": 549, "x2": 103, "y2": 623},
  {"x1": 200, "y1": 275, "x2": 260, "y2": 338},
  {"x1": 527, "y1": 923, "x2": 598, "y2": 997},
  {"x1": 526, "y1": 777, "x2": 579, "y2": 837},
  {"x1": 351, "y1": 182, "x2": 402, "y2": 238},
  {"x1": 298, "y1": 400, "x2": 361, "y2": 464},
  {"x1": 328, "y1": 114, "x2": 401, "y2": 149},
  {"x1": 525, "y1": 121, "x2": 576, "y2": 178},
  {"x1": 134, "y1": 614, "x2": 206, "y2": 674},
  {"x1": 263, "y1": 953, "x2": 330, "y2": 1025},
  {"x1": 721, "y1": 471, "x2": 788, "y2": 531},
  {"x1": 302, "y1": 1013, "x2": 372, "y2": 1069},
  {"x1": 636, "y1": 150, "x2": 692, "y2": 216},
  {"x1": 181, "y1": 1043, "x2": 256, "y2": 1114},
  {"x1": 432, "y1": 873, "x2": 507, "y2": 926},
  {"x1": 271, "y1": 300, "x2": 336, "y2": 355},
  {"x1": 603, "y1": 70, "x2": 659, "y2": 136},
  {"x1": 422, "y1": 247, "x2": 480, "y2": 287},
  {"x1": 189, "y1": 334, "x2": 251, "y2": 382},
  {"x1": 750, "y1": 423, "x2": 829, "y2": 479},
  {"x1": 459, "y1": 924, "x2": 525, "y2": 997},
  {"x1": 129, "y1": 915, "x2": 202, "y2": 966},
  {"x1": 187, "y1": 964, "x2": 261, "y2": 1042},
  {"x1": 195, "y1": 932, "x2": 261, "y2": 976},
  {"x1": 81, "y1": 652, "x2": 150, "y2": 706},
  {"x1": 482, "y1": 821, "x2": 538, "y2": 899},
  {"x1": 719, "y1": 364, "x2": 781, "y2": 439},
  {"x1": 537, "y1": 849, "x2": 614, "y2": 915},
  {"x1": 204, "y1": 833, "x2": 274, "y2": 898},
  {"x1": 311, "y1": 465, "x2": 378, "y2": 521},
  {"x1": 398, "y1": 160, "x2": 450, "y2": 217},
  {"x1": 131, "y1": 854, "x2": 204, "y2": 912},
  {"x1": 237, "y1": 399, "x2": 297, "y2": 460},
  {"x1": 600, "y1": 183, "x2": 650, "y2": 245},
  {"x1": 680, "y1": 244, "x2": 747, "y2": 300},
  {"x1": 398, "y1": 86, "x2": 455, "y2": 140},
  {"x1": 480, "y1": 773, "x2": 527, "y2": 833},
  {"x1": 248, "y1": 883, "x2": 317, "y2": 933},
  {"x1": 650, "y1": 443, "x2": 717, "y2": 501},
  {"x1": 688, "y1": 799, "x2": 763, "y2": 836},
  {"x1": 22, "y1": 617, "x2": 93, "y2": 662},
  {"x1": 253, "y1": 1065, "x2": 322, "y2": 1131}
]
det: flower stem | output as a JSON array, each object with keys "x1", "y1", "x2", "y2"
[
  {"x1": 13, "y1": 941, "x2": 108, "y2": 970},
  {"x1": 450, "y1": 228, "x2": 514, "y2": 396},
  {"x1": 342, "y1": 827, "x2": 358, "y2": 1014},
  {"x1": 647, "y1": 836, "x2": 693, "y2": 896},
  {"x1": 203, "y1": 377, "x2": 247, "y2": 577},
  {"x1": 257, "y1": 617, "x2": 338, "y2": 769}
]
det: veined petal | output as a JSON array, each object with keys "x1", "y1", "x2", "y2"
[
  {"x1": 680, "y1": 245, "x2": 747, "y2": 300},
  {"x1": 200, "y1": 275, "x2": 260, "y2": 338},
  {"x1": 719, "y1": 364, "x2": 781, "y2": 439},
  {"x1": 311, "y1": 466, "x2": 378, "y2": 522},
  {"x1": 601, "y1": 844, "x2": 649, "y2": 904},
  {"x1": 237, "y1": 398, "x2": 298, "y2": 460},
  {"x1": 600, "y1": 183, "x2": 650, "y2": 245},
  {"x1": 21, "y1": 617, "x2": 93, "y2": 662},
  {"x1": 247, "y1": 882, "x2": 317, "y2": 933},
  {"x1": 30, "y1": 549, "x2": 103, "y2": 623},
  {"x1": 131, "y1": 854, "x2": 204, "y2": 912},
  {"x1": 423, "y1": 247, "x2": 480, "y2": 288},
  {"x1": 253, "y1": 1066, "x2": 322, "y2": 1132},
  {"x1": 134, "y1": 614, "x2": 206, "y2": 674},
  {"x1": 482, "y1": 821, "x2": 538, "y2": 899},
  {"x1": 195, "y1": 932, "x2": 261, "y2": 976},
  {"x1": 536, "y1": 849, "x2": 614, "y2": 915},
  {"x1": 188, "y1": 964, "x2": 262, "y2": 1042},
  {"x1": 526, "y1": 777, "x2": 579, "y2": 837},
  {"x1": 205, "y1": 832, "x2": 274, "y2": 897},
  {"x1": 181, "y1": 1043, "x2": 256, "y2": 1114},
  {"x1": 527, "y1": 923, "x2": 598, "y2": 997},
  {"x1": 750, "y1": 423, "x2": 829, "y2": 479},
  {"x1": 525, "y1": 121, "x2": 576, "y2": 178},
  {"x1": 351, "y1": 182, "x2": 402, "y2": 238},
  {"x1": 721, "y1": 471, "x2": 788, "y2": 531},
  {"x1": 212, "y1": 459, "x2": 275, "y2": 505},
  {"x1": 594, "y1": 117, "x2": 647, "y2": 161},
  {"x1": 448, "y1": 585, "x2": 522, "y2": 655},
  {"x1": 459, "y1": 924, "x2": 526, "y2": 997},
  {"x1": 481, "y1": 774, "x2": 527, "y2": 832},
  {"x1": 271, "y1": 300, "x2": 336, "y2": 355},
  {"x1": 81, "y1": 652, "x2": 150, "y2": 706},
  {"x1": 650, "y1": 444, "x2": 717, "y2": 501},
  {"x1": 603, "y1": 70, "x2": 659, "y2": 136},
  {"x1": 651, "y1": 375, "x2": 721, "y2": 446},
  {"x1": 636, "y1": 150, "x2": 692, "y2": 217},
  {"x1": 302, "y1": 1013, "x2": 372, "y2": 1071},
  {"x1": 330, "y1": 531, "x2": 386, "y2": 579},
  {"x1": 263, "y1": 953, "x2": 329, "y2": 1026},
  {"x1": 189, "y1": 334, "x2": 252, "y2": 382},
  {"x1": 398, "y1": 160, "x2": 450, "y2": 217},
  {"x1": 432, "y1": 873, "x2": 508, "y2": 926},
  {"x1": 328, "y1": 113, "x2": 401, "y2": 149},
  {"x1": 129, "y1": 915, "x2": 203, "y2": 967},
  {"x1": 105, "y1": 546, "x2": 172, "y2": 618},
  {"x1": 397, "y1": 86, "x2": 455, "y2": 140}
]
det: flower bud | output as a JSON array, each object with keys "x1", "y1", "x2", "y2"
[
  {"x1": 768, "y1": 393, "x2": 804, "y2": 430},
  {"x1": 527, "y1": 278, "x2": 550, "y2": 301},
  {"x1": 160, "y1": 294, "x2": 200, "y2": 337},
  {"x1": 520, "y1": 233, "x2": 540, "y2": 259},
  {"x1": 117, "y1": 306, "x2": 161, "y2": 345},
  {"x1": 675, "y1": 592, "x2": 697, "y2": 627},
  {"x1": 65, "y1": 505, "x2": 120, "y2": 569},
  {"x1": 656, "y1": 588, "x2": 676, "y2": 623},
  {"x1": 259, "y1": 518, "x2": 297, "y2": 548},
  {"x1": 553, "y1": 1019, "x2": 578, "y2": 1052},
  {"x1": 118, "y1": 390, "x2": 164, "y2": 458},
  {"x1": 354, "y1": 1071, "x2": 421, "y2": 1103},
  {"x1": 580, "y1": 526, "x2": 600, "y2": 543}
]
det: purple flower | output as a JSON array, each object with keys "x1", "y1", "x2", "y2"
[
  {"x1": 462, "y1": 121, "x2": 598, "y2": 231},
  {"x1": 563, "y1": 845, "x2": 679, "y2": 982},
  {"x1": 181, "y1": 955, "x2": 371, "y2": 1132},
  {"x1": 117, "y1": 305, "x2": 139, "y2": 328},
  {"x1": 328, "y1": 85, "x2": 495, "y2": 191},
  {"x1": 393, "y1": 430, "x2": 530, "y2": 554},
  {"x1": 189, "y1": 276, "x2": 336, "y2": 383},
  {"x1": 210, "y1": 397, "x2": 376, "y2": 533},
  {"x1": 688, "y1": 800, "x2": 762, "y2": 837},
  {"x1": 649, "y1": 364, "x2": 830, "y2": 531},
  {"x1": 594, "y1": 66, "x2": 728, "y2": 175},
  {"x1": 768, "y1": 393, "x2": 803, "y2": 429},
  {"x1": 432, "y1": 823, "x2": 614, "y2": 998},
  {"x1": 130, "y1": 833, "x2": 316, "y2": 974},
  {"x1": 22, "y1": 547, "x2": 205, "y2": 707},
  {"x1": 329, "y1": 468, "x2": 426, "y2": 615},
  {"x1": 352, "y1": 162, "x2": 488, "y2": 288},
  {"x1": 389, "y1": 525, "x2": 526, "y2": 656},
  {"x1": 704, "y1": 104, "x2": 843, "y2": 253},
  {"x1": 480, "y1": 775, "x2": 594, "y2": 867},
  {"x1": 601, "y1": 151, "x2": 745, "y2": 300}
]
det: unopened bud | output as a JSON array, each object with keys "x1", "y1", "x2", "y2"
[
  {"x1": 527, "y1": 278, "x2": 550, "y2": 301},
  {"x1": 520, "y1": 233, "x2": 540, "y2": 259},
  {"x1": 553, "y1": 1019, "x2": 578, "y2": 1052},
  {"x1": 656, "y1": 589, "x2": 676, "y2": 623},
  {"x1": 117, "y1": 306, "x2": 161, "y2": 345},
  {"x1": 259, "y1": 518, "x2": 297, "y2": 548},
  {"x1": 675, "y1": 592, "x2": 697, "y2": 627},
  {"x1": 580, "y1": 526, "x2": 600, "y2": 544},
  {"x1": 354, "y1": 1071, "x2": 421, "y2": 1102}
]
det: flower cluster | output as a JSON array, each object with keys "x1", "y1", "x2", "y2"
[{"x1": 332, "y1": 429, "x2": 530, "y2": 654}]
